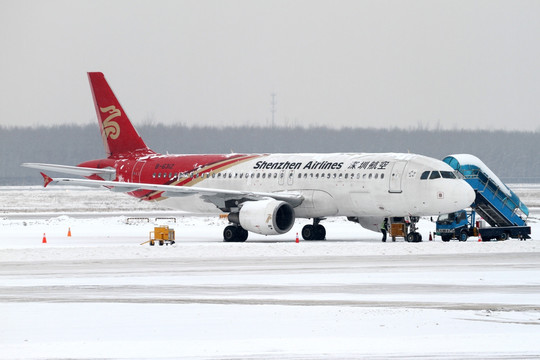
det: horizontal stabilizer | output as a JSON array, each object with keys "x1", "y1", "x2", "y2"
[{"x1": 22, "y1": 163, "x2": 116, "y2": 180}]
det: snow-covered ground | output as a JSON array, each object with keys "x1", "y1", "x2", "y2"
[{"x1": 1, "y1": 186, "x2": 539, "y2": 359}]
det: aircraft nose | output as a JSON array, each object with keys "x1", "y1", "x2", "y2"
[{"x1": 455, "y1": 180, "x2": 476, "y2": 209}]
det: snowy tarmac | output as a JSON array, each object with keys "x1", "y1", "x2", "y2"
[{"x1": 1, "y1": 186, "x2": 540, "y2": 359}]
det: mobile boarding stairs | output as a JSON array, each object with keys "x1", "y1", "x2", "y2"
[{"x1": 442, "y1": 154, "x2": 531, "y2": 241}]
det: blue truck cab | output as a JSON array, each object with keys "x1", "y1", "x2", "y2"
[{"x1": 436, "y1": 210, "x2": 476, "y2": 241}]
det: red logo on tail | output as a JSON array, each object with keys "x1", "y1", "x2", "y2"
[{"x1": 99, "y1": 106, "x2": 121, "y2": 139}]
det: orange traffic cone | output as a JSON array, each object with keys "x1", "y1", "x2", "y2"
[
  {"x1": 42, "y1": 233, "x2": 47, "y2": 244},
  {"x1": 429, "y1": 232, "x2": 433, "y2": 241},
  {"x1": 296, "y1": 232, "x2": 299, "y2": 243},
  {"x1": 478, "y1": 232, "x2": 482, "y2": 242},
  {"x1": 67, "y1": 227, "x2": 72, "y2": 237}
]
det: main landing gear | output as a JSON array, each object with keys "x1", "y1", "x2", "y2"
[
  {"x1": 302, "y1": 218, "x2": 326, "y2": 241},
  {"x1": 223, "y1": 225, "x2": 248, "y2": 242}
]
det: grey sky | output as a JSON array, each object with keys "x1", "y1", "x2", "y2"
[{"x1": 1, "y1": 0, "x2": 539, "y2": 131}]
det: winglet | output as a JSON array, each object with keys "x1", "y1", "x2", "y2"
[{"x1": 40, "y1": 172, "x2": 54, "y2": 188}]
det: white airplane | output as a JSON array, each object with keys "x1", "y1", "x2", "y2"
[{"x1": 23, "y1": 72, "x2": 475, "y2": 242}]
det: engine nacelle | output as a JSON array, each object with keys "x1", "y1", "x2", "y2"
[{"x1": 231, "y1": 199, "x2": 295, "y2": 235}]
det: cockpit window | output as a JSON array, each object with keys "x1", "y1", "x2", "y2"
[
  {"x1": 440, "y1": 171, "x2": 456, "y2": 179},
  {"x1": 429, "y1": 171, "x2": 441, "y2": 179},
  {"x1": 420, "y1": 171, "x2": 430, "y2": 180}
]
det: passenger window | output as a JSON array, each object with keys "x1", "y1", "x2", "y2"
[
  {"x1": 420, "y1": 171, "x2": 430, "y2": 180},
  {"x1": 381, "y1": 173, "x2": 385, "y2": 179},
  {"x1": 368, "y1": 173, "x2": 372, "y2": 179},
  {"x1": 430, "y1": 171, "x2": 441, "y2": 179},
  {"x1": 152, "y1": 173, "x2": 156, "y2": 178},
  {"x1": 374, "y1": 173, "x2": 378, "y2": 179}
]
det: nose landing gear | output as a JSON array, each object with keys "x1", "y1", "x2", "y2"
[{"x1": 405, "y1": 216, "x2": 422, "y2": 242}]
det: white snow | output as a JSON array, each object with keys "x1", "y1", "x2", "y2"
[
  {"x1": 1, "y1": 186, "x2": 539, "y2": 359},
  {"x1": 447, "y1": 154, "x2": 513, "y2": 197}
]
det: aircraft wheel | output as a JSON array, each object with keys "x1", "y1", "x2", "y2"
[
  {"x1": 407, "y1": 232, "x2": 422, "y2": 242},
  {"x1": 237, "y1": 227, "x2": 249, "y2": 242},
  {"x1": 223, "y1": 226, "x2": 238, "y2": 242},
  {"x1": 315, "y1": 225, "x2": 326, "y2": 240},
  {"x1": 302, "y1": 225, "x2": 315, "y2": 240}
]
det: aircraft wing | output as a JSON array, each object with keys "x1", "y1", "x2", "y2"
[
  {"x1": 38, "y1": 173, "x2": 305, "y2": 209},
  {"x1": 22, "y1": 163, "x2": 116, "y2": 180}
]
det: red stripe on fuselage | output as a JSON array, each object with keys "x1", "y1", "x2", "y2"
[{"x1": 130, "y1": 154, "x2": 264, "y2": 201}]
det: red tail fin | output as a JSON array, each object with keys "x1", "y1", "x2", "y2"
[
  {"x1": 87, "y1": 72, "x2": 153, "y2": 158},
  {"x1": 40, "y1": 172, "x2": 53, "y2": 187}
]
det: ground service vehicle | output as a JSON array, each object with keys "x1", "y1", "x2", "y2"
[
  {"x1": 436, "y1": 209, "x2": 530, "y2": 241},
  {"x1": 436, "y1": 154, "x2": 531, "y2": 241}
]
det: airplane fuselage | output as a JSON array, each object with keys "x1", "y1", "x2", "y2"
[{"x1": 80, "y1": 151, "x2": 472, "y2": 220}]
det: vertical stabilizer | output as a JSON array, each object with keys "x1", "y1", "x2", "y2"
[{"x1": 88, "y1": 72, "x2": 152, "y2": 157}]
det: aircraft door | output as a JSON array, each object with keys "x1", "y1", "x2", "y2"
[
  {"x1": 389, "y1": 161, "x2": 407, "y2": 193},
  {"x1": 131, "y1": 160, "x2": 146, "y2": 183},
  {"x1": 287, "y1": 170, "x2": 295, "y2": 186},
  {"x1": 278, "y1": 170, "x2": 285, "y2": 185}
]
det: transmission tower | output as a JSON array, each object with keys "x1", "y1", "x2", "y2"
[{"x1": 270, "y1": 93, "x2": 277, "y2": 128}]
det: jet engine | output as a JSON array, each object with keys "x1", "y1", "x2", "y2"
[{"x1": 229, "y1": 199, "x2": 295, "y2": 235}]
